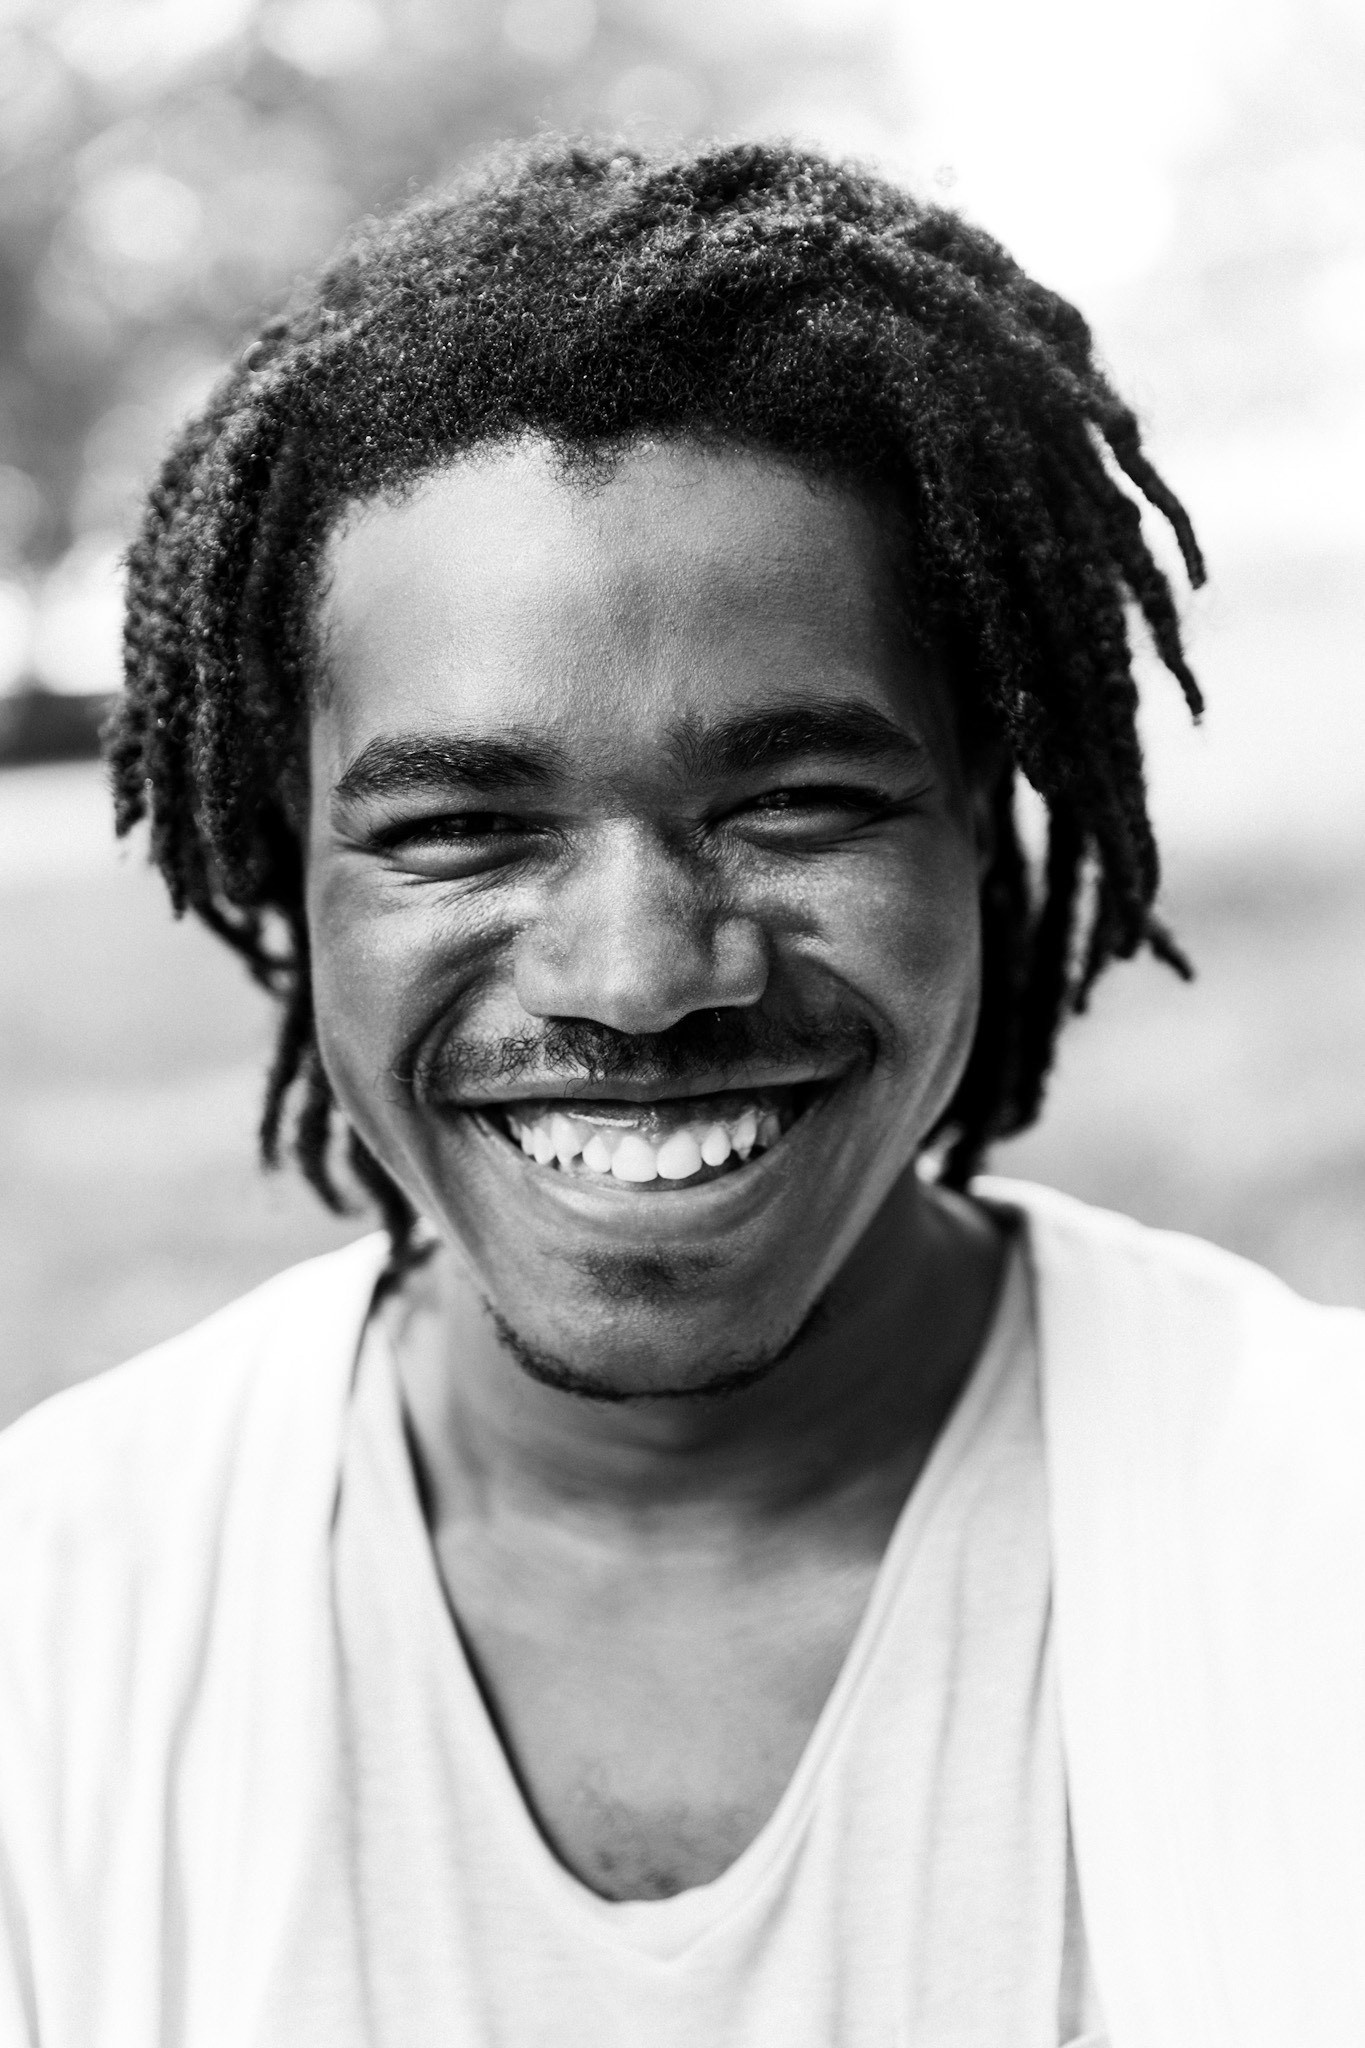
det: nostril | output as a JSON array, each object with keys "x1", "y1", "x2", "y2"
[{"x1": 515, "y1": 909, "x2": 768, "y2": 1035}]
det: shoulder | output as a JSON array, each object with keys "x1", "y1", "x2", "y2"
[
  {"x1": 993, "y1": 1188, "x2": 1365, "y2": 2023},
  {"x1": 0, "y1": 1236, "x2": 389, "y2": 1988},
  {"x1": 980, "y1": 1176, "x2": 1365, "y2": 1510},
  {"x1": 0, "y1": 1233, "x2": 389, "y2": 1664},
  {"x1": 0, "y1": 1233, "x2": 389, "y2": 1514},
  {"x1": 979, "y1": 1173, "x2": 1363, "y2": 1364}
]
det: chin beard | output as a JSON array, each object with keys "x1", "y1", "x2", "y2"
[{"x1": 482, "y1": 1292, "x2": 831, "y2": 1404}]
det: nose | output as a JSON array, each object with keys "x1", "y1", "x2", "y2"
[{"x1": 514, "y1": 822, "x2": 768, "y2": 1035}]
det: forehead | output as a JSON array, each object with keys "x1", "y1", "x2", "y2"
[{"x1": 313, "y1": 437, "x2": 953, "y2": 765}]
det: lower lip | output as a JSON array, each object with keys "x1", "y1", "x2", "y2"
[{"x1": 458, "y1": 1082, "x2": 842, "y2": 1234}]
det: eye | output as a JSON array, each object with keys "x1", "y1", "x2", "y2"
[
  {"x1": 730, "y1": 783, "x2": 901, "y2": 838},
  {"x1": 749, "y1": 786, "x2": 875, "y2": 812},
  {"x1": 372, "y1": 810, "x2": 539, "y2": 876},
  {"x1": 383, "y1": 811, "x2": 523, "y2": 844}
]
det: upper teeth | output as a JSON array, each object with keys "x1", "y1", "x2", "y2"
[{"x1": 504, "y1": 1104, "x2": 784, "y2": 1183}]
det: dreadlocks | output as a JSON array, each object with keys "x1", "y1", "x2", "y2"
[{"x1": 107, "y1": 136, "x2": 1205, "y2": 1262}]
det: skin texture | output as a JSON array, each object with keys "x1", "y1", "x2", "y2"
[{"x1": 306, "y1": 438, "x2": 1007, "y2": 1898}]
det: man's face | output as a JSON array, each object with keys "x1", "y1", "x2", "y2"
[{"x1": 306, "y1": 438, "x2": 986, "y2": 1395}]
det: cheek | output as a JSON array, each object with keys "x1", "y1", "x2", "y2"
[
  {"x1": 897, "y1": 866, "x2": 982, "y2": 1039},
  {"x1": 305, "y1": 882, "x2": 399, "y2": 1151},
  {"x1": 303, "y1": 861, "x2": 497, "y2": 1130},
  {"x1": 799, "y1": 828, "x2": 983, "y2": 1062}
]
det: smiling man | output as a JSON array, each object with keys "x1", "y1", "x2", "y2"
[
  {"x1": 311, "y1": 442, "x2": 996, "y2": 1410},
  {"x1": 2, "y1": 141, "x2": 1363, "y2": 2048}
]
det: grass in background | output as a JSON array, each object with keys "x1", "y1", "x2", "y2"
[{"x1": 3, "y1": 764, "x2": 1362, "y2": 1431}]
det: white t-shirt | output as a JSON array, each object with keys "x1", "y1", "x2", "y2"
[
  {"x1": 260, "y1": 1242, "x2": 1106, "y2": 2046},
  {"x1": 5, "y1": 1184, "x2": 1362, "y2": 2044}
]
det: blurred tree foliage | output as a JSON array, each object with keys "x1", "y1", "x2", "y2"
[
  {"x1": 0, "y1": 0, "x2": 882, "y2": 589},
  {"x1": 1115, "y1": 4, "x2": 1365, "y2": 444}
]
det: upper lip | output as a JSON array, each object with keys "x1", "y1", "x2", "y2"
[{"x1": 448, "y1": 1068, "x2": 844, "y2": 1109}]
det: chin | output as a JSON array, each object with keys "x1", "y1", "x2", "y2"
[{"x1": 482, "y1": 1280, "x2": 827, "y2": 1404}]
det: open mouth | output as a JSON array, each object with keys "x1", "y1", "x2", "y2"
[{"x1": 479, "y1": 1081, "x2": 827, "y2": 1191}]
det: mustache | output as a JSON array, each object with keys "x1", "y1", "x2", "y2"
[{"x1": 412, "y1": 1005, "x2": 879, "y2": 1102}]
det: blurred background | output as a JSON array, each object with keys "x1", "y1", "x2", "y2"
[{"x1": 2, "y1": 0, "x2": 1362, "y2": 1426}]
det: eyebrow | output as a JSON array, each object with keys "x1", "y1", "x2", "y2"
[
  {"x1": 331, "y1": 699, "x2": 930, "y2": 812},
  {"x1": 332, "y1": 732, "x2": 563, "y2": 809},
  {"x1": 673, "y1": 702, "x2": 931, "y2": 781}
]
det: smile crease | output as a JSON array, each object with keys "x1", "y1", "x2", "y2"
[{"x1": 491, "y1": 1088, "x2": 810, "y2": 1187}]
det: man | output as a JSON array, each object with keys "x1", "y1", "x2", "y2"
[{"x1": 2, "y1": 140, "x2": 1361, "y2": 2047}]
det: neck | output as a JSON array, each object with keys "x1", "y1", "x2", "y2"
[{"x1": 386, "y1": 1175, "x2": 1007, "y2": 1542}]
